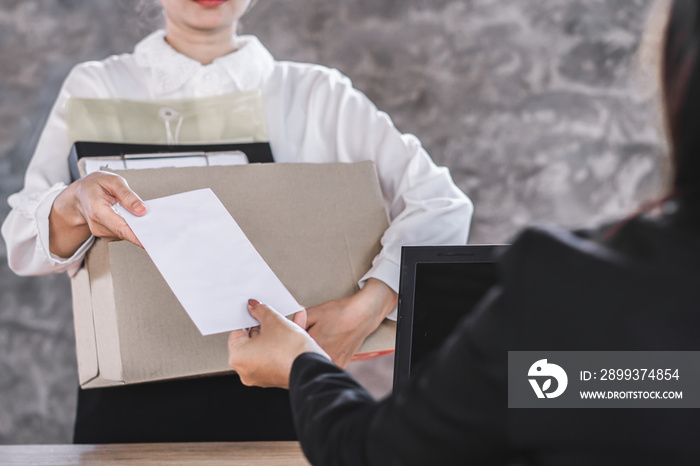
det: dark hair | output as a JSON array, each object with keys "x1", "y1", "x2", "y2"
[{"x1": 663, "y1": 0, "x2": 700, "y2": 200}]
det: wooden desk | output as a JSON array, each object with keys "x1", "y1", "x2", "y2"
[{"x1": 0, "y1": 442, "x2": 311, "y2": 465}]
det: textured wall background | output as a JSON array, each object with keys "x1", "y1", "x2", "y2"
[{"x1": 0, "y1": 0, "x2": 663, "y2": 444}]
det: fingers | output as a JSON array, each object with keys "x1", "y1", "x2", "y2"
[
  {"x1": 75, "y1": 172, "x2": 146, "y2": 247},
  {"x1": 101, "y1": 174, "x2": 147, "y2": 216},
  {"x1": 98, "y1": 175, "x2": 146, "y2": 247},
  {"x1": 244, "y1": 300, "x2": 275, "y2": 338},
  {"x1": 304, "y1": 305, "x2": 322, "y2": 329},
  {"x1": 249, "y1": 325, "x2": 261, "y2": 338},
  {"x1": 247, "y1": 299, "x2": 305, "y2": 334},
  {"x1": 228, "y1": 328, "x2": 249, "y2": 348},
  {"x1": 247, "y1": 299, "x2": 280, "y2": 326},
  {"x1": 248, "y1": 298, "x2": 261, "y2": 308},
  {"x1": 292, "y1": 309, "x2": 307, "y2": 329},
  {"x1": 229, "y1": 299, "x2": 328, "y2": 388},
  {"x1": 228, "y1": 329, "x2": 250, "y2": 372},
  {"x1": 92, "y1": 209, "x2": 143, "y2": 247}
]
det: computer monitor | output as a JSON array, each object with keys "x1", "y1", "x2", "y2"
[{"x1": 393, "y1": 245, "x2": 508, "y2": 389}]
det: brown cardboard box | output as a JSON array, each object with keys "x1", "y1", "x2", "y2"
[{"x1": 71, "y1": 162, "x2": 395, "y2": 388}]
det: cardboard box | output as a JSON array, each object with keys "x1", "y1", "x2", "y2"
[{"x1": 71, "y1": 162, "x2": 396, "y2": 388}]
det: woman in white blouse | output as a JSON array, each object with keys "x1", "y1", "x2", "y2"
[{"x1": 2, "y1": 0, "x2": 473, "y2": 443}]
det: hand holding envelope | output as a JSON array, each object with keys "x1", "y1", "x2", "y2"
[
  {"x1": 114, "y1": 188, "x2": 302, "y2": 335},
  {"x1": 228, "y1": 299, "x2": 330, "y2": 389}
]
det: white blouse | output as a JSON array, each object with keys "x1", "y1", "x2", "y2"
[{"x1": 2, "y1": 30, "x2": 473, "y2": 298}]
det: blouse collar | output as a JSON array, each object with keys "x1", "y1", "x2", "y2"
[{"x1": 133, "y1": 29, "x2": 275, "y2": 95}]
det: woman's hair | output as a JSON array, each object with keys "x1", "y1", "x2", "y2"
[{"x1": 662, "y1": 0, "x2": 700, "y2": 199}]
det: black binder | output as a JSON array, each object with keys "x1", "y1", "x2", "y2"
[{"x1": 68, "y1": 141, "x2": 275, "y2": 181}]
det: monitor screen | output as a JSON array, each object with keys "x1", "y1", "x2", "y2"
[{"x1": 410, "y1": 262, "x2": 498, "y2": 371}]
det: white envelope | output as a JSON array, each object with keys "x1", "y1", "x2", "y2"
[{"x1": 114, "y1": 188, "x2": 302, "y2": 335}]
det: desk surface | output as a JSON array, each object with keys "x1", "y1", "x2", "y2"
[{"x1": 0, "y1": 442, "x2": 310, "y2": 465}]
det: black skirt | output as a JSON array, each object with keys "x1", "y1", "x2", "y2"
[{"x1": 73, "y1": 373, "x2": 296, "y2": 443}]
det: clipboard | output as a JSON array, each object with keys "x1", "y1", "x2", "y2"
[{"x1": 69, "y1": 141, "x2": 274, "y2": 181}]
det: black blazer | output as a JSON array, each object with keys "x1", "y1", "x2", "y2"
[{"x1": 289, "y1": 206, "x2": 700, "y2": 465}]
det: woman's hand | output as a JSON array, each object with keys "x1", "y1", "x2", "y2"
[
  {"x1": 228, "y1": 300, "x2": 329, "y2": 389},
  {"x1": 305, "y1": 278, "x2": 398, "y2": 368},
  {"x1": 49, "y1": 171, "x2": 147, "y2": 258}
]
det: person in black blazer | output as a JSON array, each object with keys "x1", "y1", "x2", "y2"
[{"x1": 227, "y1": 0, "x2": 700, "y2": 464}]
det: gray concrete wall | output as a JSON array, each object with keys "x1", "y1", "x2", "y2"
[{"x1": 0, "y1": 0, "x2": 662, "y2": 444}]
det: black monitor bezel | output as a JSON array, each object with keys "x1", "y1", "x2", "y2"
[{"x1": 392, "y1": 244, "x2": 508, "y2": 389}]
